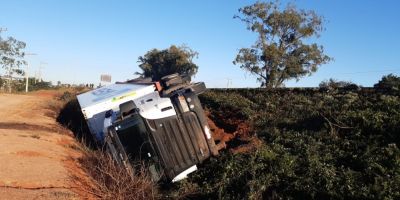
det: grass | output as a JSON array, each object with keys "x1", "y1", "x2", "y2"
[{"x1": 73, "y1": 145, "x2": 158, "y2": 200}]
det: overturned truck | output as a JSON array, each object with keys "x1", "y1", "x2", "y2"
[{"x1": 77, "y1": 74, "x2": 219, "y2": 182}]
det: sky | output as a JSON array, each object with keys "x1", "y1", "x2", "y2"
[{"x1": 0, "y1": 0, "x2": 399, "y2": 88}]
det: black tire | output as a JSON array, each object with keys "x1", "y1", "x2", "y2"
[
  {"x1": 161, "y1": 73, "x2": 182, "y2": 88},
  {"x1": 161, "y1": 73, "x2": 179, "y2": 81}
]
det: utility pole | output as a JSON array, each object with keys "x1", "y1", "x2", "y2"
[
  {"x1": 38, "y1": 61, "x2": 47, "y2": 82},
  {"x1": 25, "y1": 65, "x2": 29, "y2": 92},
  {"x1": 25, "y1": 53, "x2": 37, "y2": 92},
  {"x1": 226, "y1": 78, "x2": 232, "y2": 88},
  {"x1": 34, "y1": 71, "x2": 37, "y2": 84}
]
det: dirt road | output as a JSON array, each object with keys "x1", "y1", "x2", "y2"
[{"x1": 0, "y1": 91, "x2": 81, "y2": 199}]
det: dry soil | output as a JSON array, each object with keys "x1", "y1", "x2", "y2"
[{"x1": 0, "y1": 91, "x2": 82, "y2": 200}]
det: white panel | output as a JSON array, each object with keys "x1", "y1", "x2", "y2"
[
  {"x1": 77, "y1": 83, "x2": 156, "y2": 137},
  {"x1": 133, "y1": 92, "x2": 176, "y2": 120},
  {"x1": 80, "y1": 84, "x2": 155, "y2": 119},
  {"x1": 77, "y1": 83, "x2": 155, "y2": 110}
]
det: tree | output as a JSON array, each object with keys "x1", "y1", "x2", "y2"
[
  {"x1": 233, "y1": 1, "x2": 331, "y2": 88},
  {"x1": 319, "y1": 78, "x2": 359, "y2": 90},
  {"x1": 374, "y1": 73, "x2": 400, "y2": 90},
  {"x1": 0, "y1": 76, "x2": 4, "y2": 89},
  {"x1": 136, "y1": 45, "x2": 199, "y2": 81},
  {"x1": 0, "y1": 30, "x2": 26, "y2": 92}
]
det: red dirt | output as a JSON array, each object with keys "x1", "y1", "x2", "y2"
[
  {"x1": 15, "y1": 151, "x2": 45, "y2": 157},
  {"x1": 207, "y1": 116, "x2": 235, "y2": 150},
  {"x1": 206, "y1": 110, "x2": 260, "y2": 154},
  {"x1": 0, "y1": 90, "x2": 88, "y2": 199},
  {"x1": 32, "y1": 90, "x2": 58, "y2": 98}
]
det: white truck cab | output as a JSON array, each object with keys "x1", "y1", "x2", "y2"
[{"x1": 77, "y1": 74, "x2": 219, "y2": 182}]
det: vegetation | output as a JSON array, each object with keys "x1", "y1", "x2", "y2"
[
  {"x1": 170, "y1": 86, "x2": 400, "y2": 199},
  {"x1": 0, "y1": 30, "x2": 26, "y2": 92},
  {"x1": 233, "y1": 1, "x2": 331, "y2": 88},
  {"x1": 22, "y1": 78, "x2": 52, "y2": 91},
  {"x1": 136, "y1": 45, "x2": 199, "y2": 81},
  {"x1": 319, "y1": 78, "x2": 360, "y2": 90},
  {"x1": 0, "y1": 77, "x2": 4, "y2": 88},
  {"x1": 75, "y1": 146, "x2": 157, "y2": 200},
  {"x1": 374, "y1": 73, "x2": 400, "y2": 90},
  {"x1": 0, "y1": 77, "x2": 53, "y2": 92}
]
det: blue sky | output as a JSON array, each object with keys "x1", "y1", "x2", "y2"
[{"x1": 0, "y1": 0, "x2": 399, "y2": 87}]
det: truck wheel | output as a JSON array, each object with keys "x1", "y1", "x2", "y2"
[
  {"x1": 187, "y1": 82, "x2": 206, "y2": 95},
  {"x1": 161, "y1": 73, "x2": 183, "y2": 88}
]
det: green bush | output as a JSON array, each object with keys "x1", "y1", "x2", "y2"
[
  {"x1": 374, "y1": 74, "x2": 400, "y2": 90},
  {"x1": 178, "y1": 88, "x2": 400, "y2": 199},
  {"x1": 319, "y1": 78, "x2": 360, "y2": 90}
]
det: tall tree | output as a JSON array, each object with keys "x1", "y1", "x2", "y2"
[
  {"x1": 136, "y1": 45, "x2": 199, "y2": 81},
  {"x1": 233, "y1": 1, "x2": 331, "y2": 88},
  {"x1": 0, "y1": 31, "x2": 26, "y2": 92}
]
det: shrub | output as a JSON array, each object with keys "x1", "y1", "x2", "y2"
[
  {"x1": 59, "y1": 91, "x2": 73, "y2": 102},
  {"x1": 75, "y1": 146, "x2": 158, "y2": 200},
  {"x1": 374, "y1": 73, "x2": 400, "y2": 90},
  {"x1": 319, "y1": 78, "x2": 360, "y2": 90}
]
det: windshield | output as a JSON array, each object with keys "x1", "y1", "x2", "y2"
[
  {"x1": 113, "y1": 113, "x2": 162, "y2": 181},
  {"x1": 115, "y1": 115, "x2": 150, "y2": 161}
]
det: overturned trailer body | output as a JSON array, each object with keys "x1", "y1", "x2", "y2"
[{"x1": 77, "y1": 74, "x2": 218, "y2": 181}]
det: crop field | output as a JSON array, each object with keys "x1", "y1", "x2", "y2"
[
  {"x1": 163, "y1": 88, "x2": 400, "y2": 199},
  {"x1": 54, "y1": 87, "x2": 400, "y2": 199}
]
